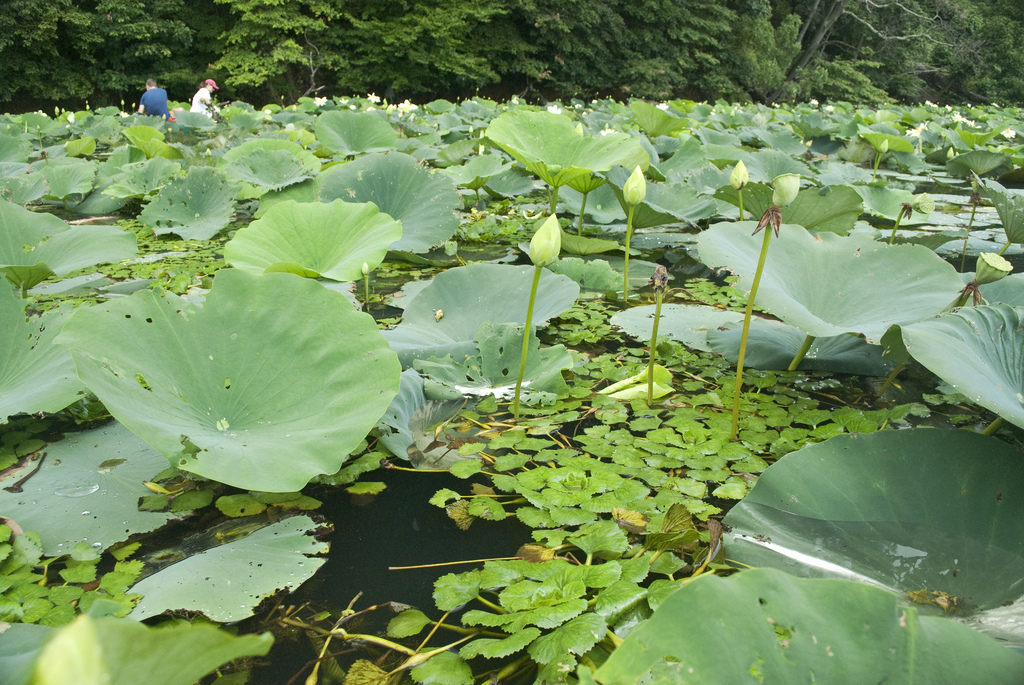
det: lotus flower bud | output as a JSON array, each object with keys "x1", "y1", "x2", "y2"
[
  {"x1": 911, "y1": 193, "x2": 934, "y2": 215},
  {"x1": 947, "y1": 146, "x2": 956, "y2": 160},
  {"x1": 361, "y1": 262, "x2": 370, "y2": 277},
  {"x1": 878, "y1": 138, "x2": 889, "y2": 153},
  {"x1": 574, "y1": 123, "x2": 584, "y2": 137},
  {"x1": 529, "y1": 214, "x2": 562, "y2": 268},
  {"x1": 771, "y1": 173, "x2": 801, "y2": 207},
  {"x1": 624, "y1": 165, "x2": 646, "y2": 207},
  {"x1": 975, "y1": 252, "x2": 1012, "y2": 285},
  {"x1": 730, "y1": 161, "x2": 748, "y2": 190}
]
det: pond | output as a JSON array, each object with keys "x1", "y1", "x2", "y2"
[{"x1": 1, "y1": 97, "x2": 1024, "y2": 684}]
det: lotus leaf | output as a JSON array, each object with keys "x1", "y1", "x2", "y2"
[
  {"x1": 0, "y1": 134, "x2": 31, "y2": 163},
  {"x1": 17, "y1": 616, "x2": 273, "y2": 685},
  {"x1": 899, "y1": 304, "x2": 1024, "y2": 428},
  {"x1": 560, "y1": 184, "x2": 624, "y2": 224},
  {"x1": 415, "y1": 322, "x2": 573, "y2": 405},
  {"x1": 444, "y1": 153, "x2": 513, "y2": 191},
  {"x1": 0, "y1": 199, "x2": 137, "y2": 292},
  {"x1": 722, "y1": 429, "x2": 1024, "y2": 646},
  {"x1": 547, "y1": 257, "x2": 620, "y2": 292},
  {"x1": 485, "y1": 110, "x2": 648, "y2": 189},
  {"x1": 0, "y1": 284, "x2": 84, "y2": 421},
  {"x1": 0, "y1": 422, "x2": 177, "y2": 555},
  {"x1": 0, "y1": 172, "x2": 47, "y2": 205},
  {"x1": 315, "y1": 110, "x2": 398, "y2": 156},
  {"x1": 980, "y1": 272, "x2": 1024, "y2": 305},
  {"x1": 219, "y1": 148, "x2": 315, "y2": 193},
  {"x1": 947, "y1": 150, "x2": 1013, "y2": 178},
  {"x1": 101, "y1": 157, "x2": 181, "y2": 199},
  {"x1": 612, "y1": 303, "x2": 744, "y2": 352},
  {"x1": 127, "y1": 515, "x2": 327, "y2": 621},
  {"x1": 55, "y1": 269, "x2": 401, "y2": 491},
  {"x1": 173, "y1": 110, "x2": 219, "y2": 130},
  {"x1": 138, "y1": 167, "x2": 236, "y2": 240},
  {"x1": 376, "y1": 369, "x2": 467, "y2": 467},
  {"x1": 697, "y1": 223, "x2": 965, "y2": 342},
  {"x1": 604, "y1": 166, "x2": 717, "y2": 228},
  {"x1": 383, "y1": 264, "x2": 580, "y2": 367},
  {"x1": 121, "y1": 125, "x2": 164, "y2": 147},
  {"x1": 718, "y1": 184, "x2": 864, "y2": 234},
  {"x1": 860, "y1": 130, "x2": 915, "y2": 153},
  {"x1": 591, "y1": 567, "x2": 1024, "y2": 685},
  {"x1": 318, "y1": 152, "x2": 459, "y2": 253},
  {"x1": 220, "y1": 138, "x2": 319, "y2": 173},
  {"x1": 40, "y1": 159, "x2": 96, "y2": 202},
  {"x1": 630, "y1": 101, "x2": 687, "y2": 138},
  {"x1": 224, "y1": 199, "x2": 400, "y2": 280},
  {"x1": 741, "y1": 149, "x2": 811, "y2": 182},
  {"x1": 982, "y1": 179, "x2": 1024, "y2": 246}
]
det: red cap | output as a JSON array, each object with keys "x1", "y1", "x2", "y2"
[{"x1": 205, "y1": 79, "x2": 219, "y2": 90}]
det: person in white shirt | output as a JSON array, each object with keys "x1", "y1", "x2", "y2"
[{"x1": 190, "y1": 79, "x2": 220, "y2": 117}]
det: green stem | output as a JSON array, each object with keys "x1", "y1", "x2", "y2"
[
  {"x1": 787, "y1": 334, "x2": 815, "y2": 371},
  {"x1": 871, "y1": 151, "x2": 882, "y2": 182},
  {"x1": 363, "y1": 274, "x2": 370, "y2": 307},
  {"x1": 982, "y1": 417, "x2": 1004, "y2": 436},
  {"x1": 731, "y1": 227, "x2": 774, "y2": 441},
  {"x1": 877, "y1": 362, "x2": 905, "y2": 396},
  {"x1": 997, "y1": 240, "x2": 1012, "y2": 256},
  {"x1": 647, "y1": 289, "x2": 664, "y2": 406},
  {"x1": 577, "y1": 190, "x2": 589, "y2": 235},
  {"x1": 549, "y1": 185, "x2": 560, "y2": 216},
  {"x1": 887, "y1": 213, "x2": 904, "y2": 245},
  {"x1": 737, "y1": 188, "x2": 745, "y2": 221},
  {"x1": 622, "y1": 205, "x2": 636, "y2": 302},
  {"x1": 959, "y1": 203, "x2": 978, "y2": 270},
  {"x1": 512, "y1": 266, "x2": 543, "y2": 420}
]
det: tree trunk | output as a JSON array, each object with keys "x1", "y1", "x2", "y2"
[{"x1": 768, "y1": 0, "x2": 850, "y2": 102}]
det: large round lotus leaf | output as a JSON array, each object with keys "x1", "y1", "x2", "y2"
[
  {"x1": 485, "y1": 110, "x2": 648, "y2": 189},
  {"x1": 54, "y1": 269, "x2": 401, "y2": 491},
  {"x1": 219, "y1": 147, "x2": 315, "y2": 192},
  {"x1": 40, "y1": 159, "x2": 96, "y2": 202},
  {"x1": 317, "y1": 152, "x2": 459, "y2": 253},
  {"x1": 139, "y1": 167, "x2": 236, "y2": 240},
  {"x1": 0, "y1": 199, "x2": 137, "y2": 291},
  {"x1": 604, "y1": 166, "x2": 717, "y2": 228},
  {"x1": 220, "y1": 138, "x2": 319, "y2": 173},
  {"x1": 21, "y1": 616, "x2": 272, "y2": 685},
  {"x1": 947, "y1": 150, "x2": 1013, "y2": 178},
  {"x1": 980, "y1": 272, "x2": 1024, "y2": 306},
  {"x1": 721, "y1": 429, "x2": 1024, "y2": 648},
  {"x1": 853, "y1": 185, "x2": 932, "y2": 225},
  {"x1": 224, "y1": 200, "x2": 401, "y2": 281},
  {"x1": 697, "y1": 223, "x2": 965, "y2": 342},
  {"x1": 899, "y1": 304, "x2": 1024, "y2": 428},
  {"x1": 101, "y1": 157, "x2": 182, "y2": 200},
  {"x1": 741, "y1": 148, "x2": 811, "y2": 182},
  {"x1": 314, "y1": 110, "x2": 398, "y2": 156},
  {"x1": 0, "y1": 284, "x2": 85, "y2": 421},
  {"x1": 983, "y1": 179, "x2": 1024, "y2": 245},
  {"x1": 128, "y1": 515, "x2": 327, "y2": 622},
  {"x1": 717, "y1": 184, "x2": 864, "y2": 234},
  {"x1": 0, "y1": 422, "x2": 176, "y2": 556},
  {"x1": 444, "y1": 153, "x2": 512, "y2": 190},
  {"x1": 561, "y1": 184, "x2": 626, "y2": 224},
  {"x1": 611, "y1": 304, "x2": 743, "y2": 352},
  {"x1": 383, "y1": 264, "x2": 580, "y2": 368},
  {"x1": 591, "y1": 567, "x2": 1024, "y2": 685}
]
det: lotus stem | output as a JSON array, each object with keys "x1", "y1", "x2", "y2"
[
  {"x1": 982, "y1": 417, "x2": 1004, "y2": 436},
  {"x1": 577, "y1": 191, "x2": 589, "y2": 235},
  {"x1": 647, "y1": 291, "x2": 664, "y2": 406},
  {"x1": 887, "y1": 213, "x2": 905, "y2": 245},
  {"x1": 731, "y1": 226, "x2": 774, "y2": 441},
  {"x1": 622, "y1": 205, "x2": 636, "y2": 302},
  {"x1": 737, "y1": 188, "x2": 745, "y2": 221},
  {"x1": 549, "y1": 185, "x2": 559, "y2": 216},
  {"x1": 871, "y1": 150, "x2": 882, "y2": 182},
  {"x1": 788, "y1": 334, "x2": 815, "y2": 371},
  {"x1": 959, "y1": 202, "x2": 979, "y2": 270},
  {"x1": 997, "y1": 240, "x2": 1011, "y2": 256},
  {"x1": 877, "y1": 362, "x2": 905, "y2": 396},
  {"x1": 363, "y1": 274, "x2": 370, "y2": 307},
  {"x1": 512, "y1": 265, "x2": 543, "y2": 420}
]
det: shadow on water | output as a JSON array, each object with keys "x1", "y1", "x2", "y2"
[{"x1": 252, "y1": 466, "x2": 530, "y2": 682}]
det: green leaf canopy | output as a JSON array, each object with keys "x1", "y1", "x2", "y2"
[
  {"x1": 224, "y1": 199, "x2": 401, "y2": 281},
  {"x1": 899, "y1": 304, "x2": 1024, "y2": 428},
  {"x1": 383, "y1": 264, "x2": 580, "y2": 368},
  {"x1": 0, "y1": 199, "x2": 137, "y2": 292},
  {"x1": 0, "y1": 284, "x2": 85, "y2": 421},
  {"x1": 138, "y1": 167, "x2": 236, "y2": 240},
  {"x1": 55, "y1": 269, "x2": 401, "y2": 491},
  {"x1": 592, "y1": 567, "x2": 1024, "y2": 684},
  {"x1": 317, "y1": 152, "x2": 460, "y2": 253},
  {"x1": 485, "y1": 110, "x2": 648, "y2": 189},
  {"x1": 698, "y1": 225, "x2": 965, "y2": 342}
]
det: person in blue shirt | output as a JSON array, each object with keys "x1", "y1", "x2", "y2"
[{"x1": 138, "y1": 79, "x2": 171, "y2": 119}]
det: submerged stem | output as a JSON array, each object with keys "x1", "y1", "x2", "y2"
[
  {"x1": 512, "y1": 265, "x2": 543, "y2": 420},
  {"x1": 787, "y1": 334, "x2": 816, "y2": 371},
  {"x1": 622, "y1": 205, "x2": 636, "y2": 302},
  {"x1": 982, "y1": 417, "x2": 1004, "y2": 436},
  {"x1": 731, "y1": 227, "x2": 774, "y2": 441},
  {"x1": 877, "y1": 362, "x2": 905, "y2": 396}
]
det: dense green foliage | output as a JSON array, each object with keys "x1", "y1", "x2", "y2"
[{"x1": 2, "y1": 0, "x2": 1024, "y2": 111}]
